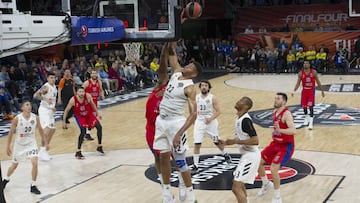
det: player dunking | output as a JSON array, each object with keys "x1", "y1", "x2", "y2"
[
  {"x1": 3, "y1": 100, "x2": 49, "y2": 194},
  {"x1": 293, "y1": 60, "x2": 324, "y2": 130},
  {"x1": 62, "y1": 87, "x2": 104, "y2": 159},
  {"x1": 145, "y1": 43, "x2": 186, "y2": 200},
  {"x1": 33, "y1": 72, "x2": 57, "y2": 161},
  {"x1": 82, "y1": 69, "x2": 105, "y2": 140},
  {"x1": 257, "y1": 93, "x2": 296, "y2": 203},
  {"x1": 219, "y1": 96, "x2": 260, "y2": 203},
  {"x1": 192, "y1": 80, "x2": 231, "y2": 173},
  {"x1": 153, "y1": 42, "x2": 203, "y2": 203}
]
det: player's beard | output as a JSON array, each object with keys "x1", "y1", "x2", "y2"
[
  {"x1": 201, "y1": 89, "x2": 208, "y2": 95},
  {"x1": 91, "y1": 76, "x2": 97, "y2": 80}
]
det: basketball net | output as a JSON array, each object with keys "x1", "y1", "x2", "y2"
[{"x1": 123, "y1": 42, "x2": 141, "y2": 62}]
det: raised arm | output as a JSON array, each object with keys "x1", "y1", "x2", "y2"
[
  {"x1": 168, "y1": 42, "x2": 182, "y2": 73},
  {"x1": 154, "y1": 43, "x2": 169, "y2": 90},
  {"x1": 172, "y1": 85, "x2": 197, "y2": 149}
]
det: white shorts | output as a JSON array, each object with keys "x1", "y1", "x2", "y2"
[
  {"x1": 38, "y1": 106, "x2": 55, "y2": 129},
  {"x1": 12, "y1": 141, "x2": 38, "y2": 163},
  {"x1": 153, "y1": 115, "x2": 189, "y2": 153},
  {"x1": 233, "y1": 151, "x2": 261, "y2": 184},
  {"x1": 193, "y1": 119, "x2": 220, "y2": 144}
]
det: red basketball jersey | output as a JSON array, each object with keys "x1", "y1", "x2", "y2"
[
  {"x1": 272, "y1": 108, "x2": 294, "y2": 144},
  {"x1": 145, "y1": 84, "x2": 167, "y2": 126},
  {"x1": 73, "y1": 95, "x2": 91, "y2": 117},
  {"x1": 85, "y1": 79, "x2": 101, "y2": 106},
  {"x1": 301, "y1": 69, "x2": 315, "y2": 90}
]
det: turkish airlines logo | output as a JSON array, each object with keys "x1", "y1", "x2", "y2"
[{"x1": 144, "y1": 154, "x2": 314, "y2": 190}]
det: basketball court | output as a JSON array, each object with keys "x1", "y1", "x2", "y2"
[
  {"x1": 1, "y1": 0, "x2": 360, "y2": 202},
  {"x1": 0, "y1": 73, "x2": 360, "y2": 203}
]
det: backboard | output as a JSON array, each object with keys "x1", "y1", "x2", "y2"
[
  {"x1": 98, "y1": 0, "x2": 181, "y2": 42},
  {"x1": 349, "y1": 0, "x2": 360, "y2": 17}
]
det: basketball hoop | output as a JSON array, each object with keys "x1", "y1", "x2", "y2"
[{"x1": 123, "y1": 42, "x2": 141, "y2": 62}]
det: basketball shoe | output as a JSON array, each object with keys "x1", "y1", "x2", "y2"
[
  {"x1": 85, "y1": 133, "x2": 94, "y2": 141},
  {"x1": 271, "y1": 196, "x2": 282, "y2": 203},
  {"x1": 224, "y1": 153, "x2": 232, "y2": 164},
  {"x1": 303, "y1": 115, "x2": 310, "y2": 126},
  {"x1": 96, "y1": 146, "x2": 105, "y2": 155},
  {"x1": 38, "y1": 147, "x2": 51, "y2": 161},
  {"x1": 2, "y1": 179, "x2": 9, "y2": 189},
  {"x1": 308, "y1": 117, "x2": 314, "y2": 130},
  {"x1": 75, "y1": 151, "x2": 85, "y2": 160},
  {"x1": 258, "y1": 181, "x2": 274, "y2": 196},
  {"x1": 30, "y1": 185, "x2": 41, "y2": 194},
  {"x1": 191, "y1": 165, "x2": 199, "y2": 175},
  {"x1": 162, "y1": 185, "x2": 175, "y2": 203}
]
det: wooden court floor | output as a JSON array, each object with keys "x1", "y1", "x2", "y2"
[{"x1": 0, "y1": 73, "x2": 360, "y2": 203}]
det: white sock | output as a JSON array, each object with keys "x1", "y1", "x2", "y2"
[
  {"x1": 4, "y1": 176, "x2": 9, "y2": 180},
  {"x1": 158, "y1": 173, "x2": 163, "y2": 185},
  {"x1": 40, "y1": 147, "x2": 46, "y2": 151},
  {"x1": 220, "y1": 149, "x2": 225, "y2": 155},
  {"x1": 261, "y1": 176, "x2": 269, "y2": 185},
  {"x1": 274, "y1": 189, "x2": 280, "y2": 198},
  {"x1": 31, "y1": 181, "x2": 36, "y2": 186},
  {"x1": 193, "y1": 154, "x2": 200, "y2": 167}
]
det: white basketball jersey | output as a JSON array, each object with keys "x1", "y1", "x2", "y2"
[
  {"x1": 235, "y1": 113, "x2": 259, "y2": 154},
  {"x1": 196, "y1": 93, "x2": 214, "y2": 120},
  {"x1": 159, "y1": 72, "x2": 194, "y2": 116},
  {"x1": 15, "y1": 113, "x2": 37, "y2": 146},
  {"x1": 40, "y1": 82, "x2": 57, "y2": 109}
]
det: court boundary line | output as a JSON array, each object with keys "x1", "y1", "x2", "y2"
[{"x1": 38, "y1": 164, "x2": 124, "y2": 202}]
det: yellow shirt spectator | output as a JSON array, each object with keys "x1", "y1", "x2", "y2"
[
  {"x1": 287, "y1": 53, "x2": 295, "y2": 63},
  {"x1": 150, "y1": 58, "x2": 159, "y2": 72},
  {"x1": 296, "y1": 52, "x2": 306, "y2": 60},
  {"x1": 316, "y1": 52, "x2": 327, "y2": 60},
  {"x1": 95, "y1": 62, "x2": 109, "y2": 72},
  {"x1": 305, "y1": 50, "x2": 316, "y2": 61}
]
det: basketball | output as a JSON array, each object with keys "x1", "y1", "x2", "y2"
[{"x1": 185, "y1": 2, "x2": 202, "y2": 19}]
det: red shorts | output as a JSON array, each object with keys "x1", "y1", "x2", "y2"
[
  {"x1": 146, "y1": 123, "x2": 160, "y2": 155},
  {"x1": 75, "y1": 114, "x2": 99, "y2": 129},
  {"x1": 301, "y1": 89, "x2": 315, "y2": 108},
  {"x1": 261, "y1": 141, "x2": 294, "y2": 166}
]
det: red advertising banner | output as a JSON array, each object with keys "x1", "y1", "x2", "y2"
[
  {"x1": 234, "y1": 32, "x2": 360, "y2": 56},
  {"x1": 235, "y1": 2, "x2": 360, "y2": 32}
]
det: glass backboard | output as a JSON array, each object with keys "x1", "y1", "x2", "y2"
[
  {"x1": 98, "y1": 0, "x2": 181, "y2": 42},
  {"x1": 349, "y1": 0, "x2": 360, "y2": 17}
]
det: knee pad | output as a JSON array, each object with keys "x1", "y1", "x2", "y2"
[{"x1": 173, "y1": 152, "x2": 188, "y2": 172}]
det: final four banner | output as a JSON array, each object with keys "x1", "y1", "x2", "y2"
[{"x1": 71, "y1": 17, "x2": 125, "y2": 45}]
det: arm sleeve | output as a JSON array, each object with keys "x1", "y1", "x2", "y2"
[
  {"x1": 241, "y1": 118, "x2": 257, "y2": 137},
  {"x1": 58, "y1": 78, "x2": 65, "y2": 89}
]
